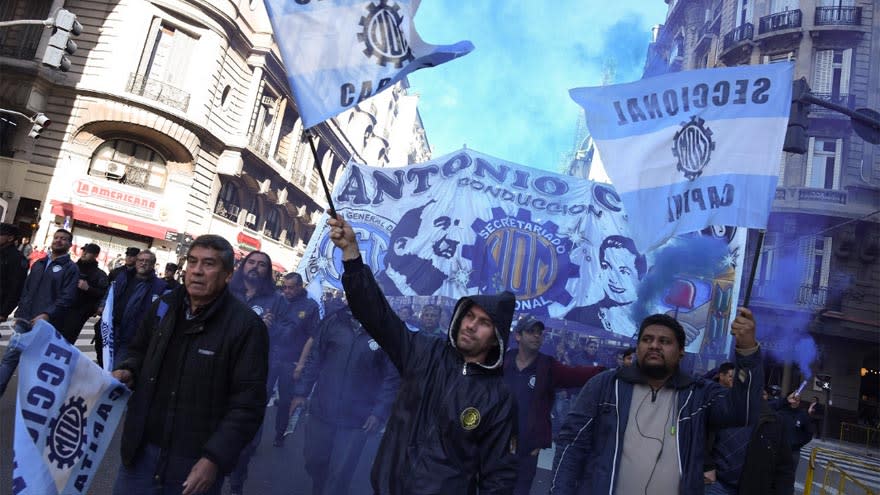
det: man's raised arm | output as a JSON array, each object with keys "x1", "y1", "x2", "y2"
[{"x1": 328, "y1": 215, "x2": 416, "y2": 371}]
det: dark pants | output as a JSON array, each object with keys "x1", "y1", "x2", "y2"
[
  {"x1": 94, "y1": 318, "x2": 104, "y2": 368},
  {"x1": 267, "y1": 360, "x2": 296, "y2": 439},
  {"x1": 514, "y1": 450, "x2": 540, "y2": 495},
  {"x1": 229, "y1": 425, "x2": 261, "y2": 491},
  {"x1": 113, "y1": 443, "x2": 222, "y2": 495},
  {"x1": 304, "y1": 415, "x2": 370, "y2": 495}
]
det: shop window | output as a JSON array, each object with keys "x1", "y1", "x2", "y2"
[
  {"x1": 264, "y1": 208, "x2": 282, "y2": 240},
  {"x1": 88, "y1": 139, "x2": 167, "y2": 192}
]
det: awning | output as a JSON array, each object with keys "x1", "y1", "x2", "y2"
[{"x1": 51, "y1": 201, "x2": 176, "y2": 240}]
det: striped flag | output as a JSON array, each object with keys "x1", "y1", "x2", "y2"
[
  {"x1": 570, "y1": 63, "x2": 793, "y2": 251},
  {"x1": 264, "y1": 0, "x2": 473, "y2": 128},
  {"x1": 11, "y1": 321, "x2": 130, "y2": 495}
]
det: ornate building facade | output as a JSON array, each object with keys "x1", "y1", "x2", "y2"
[
  {"x1": 0, "y1": 0, "x2": 430, "y2": 273},
  {"x1": 644, "y1": 0, "x2": 879, "y2": 432}
]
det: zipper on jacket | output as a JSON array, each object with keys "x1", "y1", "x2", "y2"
[
  {"x1": 462, "y1": 362, "x2": 468, "y2": 375},
  {"x1": 675, "y1": 389, "x2": 693, "y2": 479},
  {"x1": 609, "y1": 379, "x2": 620, "y2": 495}
]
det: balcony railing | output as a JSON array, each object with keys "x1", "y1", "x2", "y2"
[
  {"x1": 127, "y1": 73, "x2": 190, "y2": 112},
  {"x1": 249, "y1": 133, "x2": 271, "y2": 159},
  {"x1": 798, "y1": 284, "x2": 828, "y2": 308},
  {"x1": 214, "y1": 199, "x2": 240, "y2": 223},
  {"x1": 759, "y1": 10, "x2": 802, "y2": 34},
  {"x1": 723, "y1": 23, "x2": 754, "y2": 51},
  {"x1": 815, "y1": 6, "x2": 862, "y2": 26},
  {"x1": 797, "y1": 188, "x2": 847, "y2": 205}
]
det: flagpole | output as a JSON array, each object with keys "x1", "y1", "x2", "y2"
[
  {"x1": 741, "y1": 229, "x2": 766, "y2": 307},
  {"x1": 306, "y1": 129, "x2": 337, "y2": 218}
]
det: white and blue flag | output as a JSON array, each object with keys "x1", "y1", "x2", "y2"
[
  {"x1": 264, "y1": 0, "x2": 474, "y2": 128},
  {"x1": 570, "y1": 63, "x2": 794, "y2": 251},
  {"x1": 11, "y1": 321, "x2": 130, "y2": 495}
]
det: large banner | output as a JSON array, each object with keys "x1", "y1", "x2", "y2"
[
  {"x1": 265, "y1": 0, "x2": 473, "y2": 128},
  {"x1": 11, "y1": 321, "x2": 130, "y2": 495},
  {"x1": 570, "y1": 63, "x2": 793, "y2": 251},
  {"x1": 299, "y1": 149, "x2": 746, "y2": 364}
]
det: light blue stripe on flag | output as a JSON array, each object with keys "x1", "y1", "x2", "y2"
[{"x1": 622, "y1": 173, "x2": 779, "y2": 251}]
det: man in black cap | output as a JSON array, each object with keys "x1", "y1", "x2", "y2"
[
  {"x1": 96, "y1": 246, "x2": 140, "y2": 366},
  {"x1": 163, "y1": 262, "x2": 180, "y2": 290},
  {"x1": 59, "y1": 243, "x2": 109, "y2": 344},
  {"x1": 0, "y1": 223, "x2": 27, "y2": 323},
  {"x1": 503, "y1": 315, "x2": 604, "y2": 495},
  {"x1": 328, "y1": 214, "x2": 519, "y2": 494}
]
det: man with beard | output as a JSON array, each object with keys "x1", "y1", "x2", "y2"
[
  {"x1": 565, "y1": 235, "x2": 646, "y2": 336},
  {"x1": 551, "y1": 309, "x2": 761, "y2": 495},
  {"x1": 59, "y1": 243, "x2": 109, "y2": 343},
  {"x1": 504, "y1": 316, "x2": 604, "y2": 495},
  {"x1": 328, "y1": 214, "x2": 519, "y2": 494},
  {"x1": 375, "y1": 200, "x2": 462, "y2": 296},
  {"x1": 0, "y1": 223, "x2": 27, "y2": 323},
  {"x1": 228, "y1": 251, "x2": 288, "y2": 494},
  {"x1": 103, "y1": 250, "x2": 167, "y2": 366},
  {"x1": 0, "y1": 229, "x2": 79, "y2": 396}
]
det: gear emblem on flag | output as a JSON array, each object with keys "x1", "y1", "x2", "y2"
[
  {"x1": 463, "y1": 208, "x2": 577, "y2": 315},
  {"x1": 47, "y1": 396, "x2": 88, "y2": 470},
  {"x1": 672, "y1": 115, "x2": 715, "y2": 181},
  {"x1": 358, "y1": 0, "x2": 414, "y2": 68}
]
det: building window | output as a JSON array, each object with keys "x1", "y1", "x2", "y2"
[
  {"x1": 264, "y1": 208, "x2": 281, "y2": 240},
  {"x1": 764, "y1": 51, "x2": 796, "y2": 64},
  {"x1": 813, "y1": 48, "x2": 851, "y2": 100},
  {"x1": 805, "y1": 137, "x2": 841, "y2": 189},
  {"x1": 142, "y1": 23, "x2": 195, "y2": 90},
  {"x1": 88, "y1": 139, "x2": 167, "y2": 192},
  {"x1": 737, "y1": 0, "x2": 752, "y2": 25},
  {"x1": 799, "y1": 235, "x2": 832, "y2": 305},
  {"x1": 769, "y1": 0, "x2": 799, "y2": 13},
  {"x1": 214, "y1": 181, "x2": 241, "y2": 222},
  {"x1": 245, "y1": 196, "x2": 261, "y2": 231}
]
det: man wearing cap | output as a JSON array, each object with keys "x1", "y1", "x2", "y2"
[
  {"x1": 504, "y1": 315, "x2": 604, "y2": 495},
  {"x1": 328, "y1": 215, "x2": 519, "y2": 494},
  {"x1": 59, "y1": 243, "x2": 109, "y2": 344},
  {"x1": 551, "y1": 310, "x2": 762, "y2": 494},
  {"x1": 0, "y1": 223, "x2": 28, "y2": 323},
  {"x1": 96, "y1": 246, "x2": 140, "y2": 366},
  {"x1": 163, "y1": 262, "x2": 180, "y2": 290},
  {"x1": 0, "y1": 228, "x2": 79, "y2": 396}
]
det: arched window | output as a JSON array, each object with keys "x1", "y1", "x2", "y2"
[
  {"x1": 89, "y1": 139, "x2": 167, "y2": 192},
  {"x1": 245, "y1": 196, "x2": 261, "y2": 231},
  {"x1": 264, "y1": 208, "x2": 282, "y2": 240},
  {"x1": 214, "y1": 181, "x2": 241, "y2": 222}
]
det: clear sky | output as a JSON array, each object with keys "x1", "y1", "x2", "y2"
[{"x1": 407, "y1": 1, "x2": 669, "y2": 173}]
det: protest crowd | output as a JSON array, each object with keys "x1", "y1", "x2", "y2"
[{"x1": 0, "y1": 219, "x2": 816, "y2": 495}]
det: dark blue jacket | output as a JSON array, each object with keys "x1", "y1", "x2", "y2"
[
  {"x1": 294, "y1": 308, "x2": 398, "y2": 428},
  {"x1": 231, "y1": 287, "x2": 287, "y2": 354},
  {"x1": 110, "y1": 272, "x2": 167, "y2": 346},
  {"x1": 550, "y1": 348, "x2": 763, "y2": 495},
  {"x1": 15, "y1": 254, "x2": 79, "y2": 327},
  {"x1": 276, "y1": 292, "x2": 319, "y2": 362}
]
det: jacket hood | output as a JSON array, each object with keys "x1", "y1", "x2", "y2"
[{"x1": 447, "y1": 291, "x2": 516, "y2": 370}]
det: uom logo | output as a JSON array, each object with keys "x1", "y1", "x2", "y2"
[
  {"x1": 358, "y1": 0, "x2": 414, "y2": 68},
  {"x1": 672, "y1": 115, "x2": 715, "y2": 181},
  {"x1": 47, "y1": 396, "x2": 88, "y2": 469}
]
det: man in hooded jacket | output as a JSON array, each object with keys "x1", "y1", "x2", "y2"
[{"x1": 328, "y1": 214, "x2": 519, "y2": 494}]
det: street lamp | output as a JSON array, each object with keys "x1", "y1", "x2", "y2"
[{"x1": 0, "y1": 109, "x2": 50, "y2": 139}]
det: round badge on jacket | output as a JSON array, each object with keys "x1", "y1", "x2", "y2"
[
  {"x1": 52, "y1": 265, "x2": 62, "y2": 273},
  {"x1": 368, "y1": 339, "x2": 379, "y2": 351},
  {"x1": 460, "y1": 407, "x2": 481, "y2": 430},
  {"x1": 528, "y1": 375, "x2": 536, "y2": 389},
  {"x1": 251, "y1": 305, "x2": 264, "y2": 316}
]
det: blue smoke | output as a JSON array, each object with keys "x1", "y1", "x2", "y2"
[
  {"x1": 631, "y1": 236, "x2": 729, "y2": 323},
  {"x1": 754, "y1": 251, "x2": 819, "y2": 379}
]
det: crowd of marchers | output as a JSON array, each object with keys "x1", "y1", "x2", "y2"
[{"x1": 0, "y1": 219, "x2": 817, "y2": 495}]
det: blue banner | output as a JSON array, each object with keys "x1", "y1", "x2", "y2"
[
  {"x1": 11, "y1": 321, "x2": 130, "y2": 495},
  {"x1": 265, "y1": 0, "x2": 474, "y2": 128}
]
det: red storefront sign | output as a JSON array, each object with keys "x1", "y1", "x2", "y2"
[
  {"x1": 237, "y1": 231, "x2": 261, "y2": 251},
  {"x1": 73, "y1": 179, "x2": 158, "y2": 215}
]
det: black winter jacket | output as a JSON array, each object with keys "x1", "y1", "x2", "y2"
[
  {"x1": 116, "y1": 287, "x2": 269, "y2": 477},
  {"x1": 342, "y1": 256, "x2": 518, "y2": 495},
  {"x1": 15, "y1": 254, "x2": 78, "y2": 327},
  {"x1": 737, "y1": 402, "x2": 795, "y2": 495},
  {"x1": 295, "y1": 307, "x2": 399, "y2": 427}
]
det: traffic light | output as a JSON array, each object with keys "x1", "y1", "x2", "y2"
[
  {"x1": 783, "y1": 78, "x2": 811, "y2": 154},
  {"x1": 28, "y1": 113, "x2": 50, "y2": 139},
  {"x1": 41, "y1": 9, "x2": 82, "y2": 72}
]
